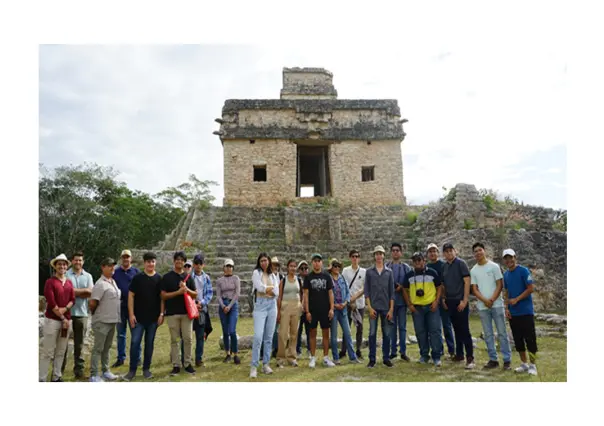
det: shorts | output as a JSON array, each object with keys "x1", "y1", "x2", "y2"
[
  {"x1": 509, "y1": 314, "x2": 538, "y2": 354},
  {"x1": 309, "y1": 310, "x2": 331, "y2": 330}
]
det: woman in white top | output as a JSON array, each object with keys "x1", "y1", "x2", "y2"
[
  {"x1": 250, "y1": 252, "x2": 280, "y2": 378},
  {"x1": 276, "y1": 259, "x2": 302, "y2": 367}
]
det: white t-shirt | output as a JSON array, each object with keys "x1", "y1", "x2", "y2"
[
  {"x1": 470, "y1": 260, "x2": 504, "y2": 310},
  {"x1": 342, "y1": 265, "x2": 366, "y2": 309}
]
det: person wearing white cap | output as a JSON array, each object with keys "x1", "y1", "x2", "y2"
[
  {"x1": 364, "y1": 245, "x2": 395, "y2": 368},
  {"x1": 215, "y1": 258, "x2": 241, "y2": 365},
  {"x1": 39, "y1": 254, "x2": 75, "y2": 382},
  {"x1": 502, "y1": 249, "x2": 538, "y2": 376},
  {"x1": 111, "y1": 249, "x2": 140, "y2": 368},
  {"x1": 470, "y1": 242, "x2": 512, "y2": 370}
]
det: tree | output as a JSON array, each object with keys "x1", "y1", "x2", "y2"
[{"x1": 155, "y1": 174, "x2": 218, "y2": 210}]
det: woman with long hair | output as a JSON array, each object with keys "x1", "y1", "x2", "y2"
[
  {"x1": 250, "y1": 252, "x2": 280, "y2": 378},
  {"x1": 215, "y1": 258, "x2": 241, "y2": 365},
  {"x1": 277, "y1": 259, "x2": 302, "y2": 367}
]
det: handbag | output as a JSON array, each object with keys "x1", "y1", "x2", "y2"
[{"x1": 183, "y1": 274, "x2": 200, "y2": 320}]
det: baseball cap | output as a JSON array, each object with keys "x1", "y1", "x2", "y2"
[
  {"x1": 373, "y1": 245, "x2": 386, "y2": 254},
  {"x1": 411, "y1": 252, "x2": 425, "y2": 261},
  {"x1": 271, "y1": 257, "x2": 280, "y2": 265},
  {"x1": 297, "y1": 260, "x2": 309, "y2": 269},
  {"x1": 193, "y1": 254, "x2": 205, "y2": 265},
  {"x1": 502, "y1": 248, "x2": 516, "y2": 257},
  {"x1": 121, "y1": 249, "x2": 132, "y2": 257},
  {"x1": 101, "y1": 257, "x2": 117, "y2": 267},
  {"x1": 184, "y1": 260, "x2": 192, "y2": 267},
  {"x1": 442, "y1": 243, "x2": 454, "y2": 251},
  {"x1": 426, "y1": 243, "x2": 439, "y2": 251},
  {"x1": 311, "y1": 253, "x2": 322, "y2": 261},
  {"x1": 328, "y1": 258, "x2": 342, "y2": 270},
  {"x1": 224, "y1": 258, "x2": 235, "y2": 267}
]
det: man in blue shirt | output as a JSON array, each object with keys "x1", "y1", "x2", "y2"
[
  {"x1": 112, "y1": 249, "x2": 140, "y2": 368},
  {"x1": 386, "y1": 243, "x2": 412, "y2": 361},
  {"x1": 503, "y1": 249, "x2": 538, "y2": 376}
]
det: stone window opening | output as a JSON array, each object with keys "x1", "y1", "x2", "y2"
[
  {"x1": 253, "y1": 165, "x2": 267, "y2": 182},
  {"x1": 250, "y1": 139, "x2": 255, "y2": 144},
  {"x1": 362, "y1": 166, "x2": 375, "y2": 182}
]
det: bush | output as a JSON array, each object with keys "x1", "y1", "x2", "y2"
[
  {"x1": 464, "y1": 218, "x2": 476, "y2": 230},
  {"x1": 406, "y1": 211, "x2": 418, "y2": 225}
]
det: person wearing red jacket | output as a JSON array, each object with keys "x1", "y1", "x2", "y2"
[{"x1": 39, "y1": 253, "x2": 75, "y2": 382}]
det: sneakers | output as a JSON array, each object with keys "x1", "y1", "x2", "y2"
[
  {"x1": 262, "y1": 364, "x2": 273, "y2": 374},
  {"x1": 334, "y1": 359, "x2": 341, "y2": 366},
  {"x1": 123, "y1": 371, "x2": 136, "y2": 381},
  {"x1": 277, "y1": 360, "x2": 285, "y2": 368},
  {"x1": 515, "y1": 363, "x2": 530, "y2": 373},
  {"x1": 527, "y1": 364, "x2": 538, "y2": 376},
  {"x1": 465, "y1": 358, "x2": 475, "y2": 370},
  {"x1": 417, "y1": 357, "x2": 429, "y2": 364},
  {"x1": 142, "y1": 370, "x2": 153, "y2": 379},
  {"x1": 367, "y1": 360, "x2": 376, "y2": 368},
  {"x1": 291, "y1": 360, "x2": 299, "y2": 367},
  {"x1": 401, "y1": 354, "x2": 411, "y2": 362},
  {"x1": 503, "y1": 361, "x2": 512, "y2": 371},
  {"x1": 350, "y1": 357, "x2": 362, "y2": 364},
  {"x1": 483, "y1": 360, "x2": 499, "y2": 369},
  {"x1": 90, "y1": 375, "x2": 103, "y2": 382},
  {"x1": 383, "y1": 360, "x2": 394, "y2": 368},
  {"x1": 111, "y1": 360, "x2": 124, "y2": 368},
  {"x1": 184, "y1": 365, "x2": 196, "y2": 374},
  {"x1": 323, "y1": 356, "x2": 336, "y2": 367},
  {"x1": 223, "y1": 354, "x2": 232, "y2": 363},
  {"x1": 452, "y1": 355, "x2": 465, "y2": 362},
  {"x1": 51, "y1": 377, "x2": 64, "y2": 382},
  {"x1": 195, "y1": 360, "x2": 203, "y2": 367},
  {"x1": 102, "y1": 371, "x2": 118, "y2": 381},
  {"x1": 233, "y1": 355, "x2": 241, "y2": 365},
  {"x1": 250, "y1": 367, "x2": 258, "y2": 379},
  {"x1": 309, "y1": 356, "x2": 316, "y2": 368},
  {"x1": 434, "y1": 360, "x2": 442, "y2": 368},
  {"x1": 170, "y1": 366, "x2": 181, "y2": 376},
  {"x1": 356, "y1": 350, "x2": 364, "y2": 360}
]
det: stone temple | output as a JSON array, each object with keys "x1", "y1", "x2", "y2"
[{"x1": 213, "y1": 67, "x2": 408, "y2": 206}]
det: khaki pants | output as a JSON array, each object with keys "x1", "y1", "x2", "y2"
[
  {"x1": 277, "y1": 301, "x2": 301, "y2": 363},
  {"x1": 167, "y1": 314, "x2": 193, "y2": 367},
  {"x1": 39, "y1": 317, "x2": 71, "y2": 381},
  {"x1": 90, "y1": 322, "x2": 116, "y2": 377}
]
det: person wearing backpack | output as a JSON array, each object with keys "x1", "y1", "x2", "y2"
[
  {"x1": 341, "y1": 250, "x2": 366, "y2": 360},
  {"x1": 442, "y1": 243, "x2": 475, "y2": 369}
]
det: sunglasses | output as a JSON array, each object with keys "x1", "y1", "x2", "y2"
[
  {"x1": 300, "y1": 266, "x2": 309, "y2": 270},
  {"x1": 351, "y1": 255, "x2": 360, "y2": 258},
  {"x1": 225, "y1": 265, "x2": 234, "y2": 268}
]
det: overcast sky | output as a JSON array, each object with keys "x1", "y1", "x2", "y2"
[{"x1": 39, "y1": 44, "x2": 567, "y2": 209}]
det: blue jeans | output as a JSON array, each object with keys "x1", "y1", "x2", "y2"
[
  {"x1": 368, "y1": 310, "x2": 393, "y2": 362},
  {"x1": 478, "y1": 307, "x2": 512, "y2": 362},
  {"x1": 129, "y1": 321, "x2": 158, "y2": 372},
  {"x1": 118, "y1": 307, "x2": 140, "y2": 362},
  {"x1": 412, "y1": 305, "x2": 443, "y2": 362},
  {"x1": 331, "y1": 308, "x2": 356, "y2": 361},
  {"x1": 181, "y1": 318, "x2": 205, "y2": 364},
  {"x1": 390, "y1": 304, "x2": 407, "y2": 357},
  {"x1": 251, "y1": 298, "x2": 277, "y2": 367},
  {"x1": 439, "y1": 305, "x2": 455, "y2": 355},
  {"x1": 219, "y1": 300, "x2": 239, "y2": 353}
]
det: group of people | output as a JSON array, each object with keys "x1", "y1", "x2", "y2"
[{"x1": 39, "y1": 241, "x2": 539, "y2": 382}]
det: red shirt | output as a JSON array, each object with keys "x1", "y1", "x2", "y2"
[{"x1": 44, "y1": 276, "x2": 75, "y2": 321}]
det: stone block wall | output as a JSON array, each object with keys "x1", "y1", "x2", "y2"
[
  {"x1": 223, "y1": 139, "x2": 297, "y2": 206},
  {"x1": 329, "y1": 140, "x2": 404, "y2": 205}
]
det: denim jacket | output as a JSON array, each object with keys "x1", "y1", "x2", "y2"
[
  {"x1": 331, "y1": 274, "x2": 350, "y2": 305},
  {"x1": 193, "y1": 271, "x2": 213, "y2": 309}
]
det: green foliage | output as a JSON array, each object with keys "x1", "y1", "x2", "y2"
[
  {"x1": 553, "y1": 210, "x2": 567, "y2": 232},
  {"x1": 514, "y1": 220, "x2": 529, "y2": 230},
  {"x1": 464, "y1": 218, "x2": 476, "y2": 230},
  {"x1": 39, "y1": 163, "x2": 184, "y2": 280},
  {"x1": 406, "y1": 211, "x2": 418, "y2": 225},
  {"x1": 155, "y1": 174, "x2": 218, "y2": 211}
]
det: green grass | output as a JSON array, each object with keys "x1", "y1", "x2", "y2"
[{"x1": 60, "y1": 316, "x2": 566, "y2": 382}]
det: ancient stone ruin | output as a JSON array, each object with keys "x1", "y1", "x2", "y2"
[{"x1": 214, "y1": 67, "x2": 407, "y2": 206}]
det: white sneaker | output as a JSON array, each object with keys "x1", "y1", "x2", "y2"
[
  {"x1": 102, "y1": 371, "x2": 118, "y2": 381},
  {"x1": 323, "y1": 356, "x2": 336, "y2": 367},
  {"x1": 528, "y1": 364, "x2": 538, "y2": 376},
  {"x1": 290, "y1": 360, "x2": 299, "y2": 367},
  {"x1": 250, "y1": 367, "x2": 257, "y2": 379},
  {"x1": 465, "y1": 361, "x2": 475, "y2": 370},
  {"x1": 334, "y1": 359, "x2": 341, "y2": 365},
  {"x1": 262, "y1": 364, "x2": 273, "y2": 374},
  {"x1": 309, "y1": 356, "x2": 316, "y2": 368},
  {"x1": 515, "y1": 363, "x2": 529, "y2": 373},
  {"x1": 350, "y1": 358, "x2": 362, "y2": 364},
  {"x1": 434, "y1": 360, "x2": 442, "y2": 368},
  {"x1": 90, "y1": 375, "x2": 103, "y2": 382}
]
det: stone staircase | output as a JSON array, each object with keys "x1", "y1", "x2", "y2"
[{"x1": 135, "y1": 205, "x2": 421, "y2": 317}]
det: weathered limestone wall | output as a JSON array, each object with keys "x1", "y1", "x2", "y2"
[
  {"x1": 223, "y1": 139, "x2": 297, "y2": 206},
  {"x1": 330, "y1": 140, "x2": 404, "y2": 205},
  {"x1": 281, "y1": 67, "x2": 337, "y2": 99}
]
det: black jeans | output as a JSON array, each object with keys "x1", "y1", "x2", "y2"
[
  {"x1": 296, "y1": 312, "x2": 310, "y2": 354},
  {"x1": 447, "y1": 299, "x2": 474, "y2": 360},
  {"x1": 509, "y1": 314, "x2": 538, "y2": 354}
]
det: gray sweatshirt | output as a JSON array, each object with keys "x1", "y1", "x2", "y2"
[{"x1": 364, "y1": 265, "x2": 395, "y2": 311}]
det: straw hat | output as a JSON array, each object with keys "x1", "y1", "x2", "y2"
[{"x1": 50, "y1": 253, "x2": 71, "y2": 269}]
